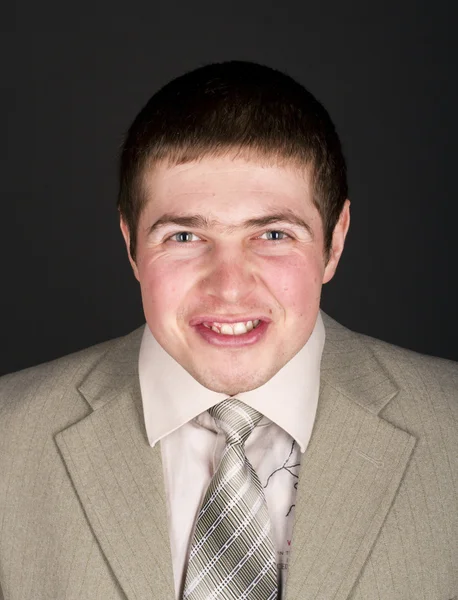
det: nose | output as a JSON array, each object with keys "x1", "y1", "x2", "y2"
[{"x1": 200, "y1": 249, "x2": 257, "y2": 305}]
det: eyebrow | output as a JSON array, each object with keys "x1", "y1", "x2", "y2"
[{"x1": 147, "y1": 211, "x2": 313, "y2": 237}]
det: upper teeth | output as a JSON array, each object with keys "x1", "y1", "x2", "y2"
[{"x1": 204, "y1": 319, "x2": 260, "y2": 335}]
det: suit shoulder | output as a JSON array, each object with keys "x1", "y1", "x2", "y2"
[
  {"x1": 351, "y1": 331, "x2": 458, "y2": 435},
  {"x1": 323, "y1": 312, "x2": 458, "y2": 393},
  {"x1": 361, "y1": 333, "x2": 458, "y2": 396},
  {"x1": 0, "y1": 338, "x2": 110, "y2": 399},
  {"x1": 0, "y1": 327, "x2": 144, "y2": 419},
  {"x1": 322, "y1": 313, "x2": 458, "y2": 426}
]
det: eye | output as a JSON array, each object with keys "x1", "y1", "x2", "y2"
[
  {"x1": 259, "y1": 230, "x2": 290, "y2": 241},
  {"x1": 168, "y1": 232, "x2": 201, "y2": 243}
]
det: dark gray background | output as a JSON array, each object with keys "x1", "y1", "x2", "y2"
[{"x1": 1, "y1": 0, "x2": 457, "y2": 376}]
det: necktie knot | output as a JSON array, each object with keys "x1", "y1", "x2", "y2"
[{"x1": 209, "y1": 398, "x2": 263, "y2": 447}]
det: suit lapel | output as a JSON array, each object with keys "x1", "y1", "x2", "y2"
[
  {"x1": 285, "y1": 315, "x2": 416, "y2": 600},
  {"x1": 55, "y1": 329, "x2": 175, "y2": 600}
]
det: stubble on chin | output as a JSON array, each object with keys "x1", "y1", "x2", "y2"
[{"x1": 188, "y1": 360, "x2": 281, "y2": 396}]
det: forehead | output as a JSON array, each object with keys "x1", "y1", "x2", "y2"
[{"x1": 142, "y1": 156, "x2": 313, "y2": 209}]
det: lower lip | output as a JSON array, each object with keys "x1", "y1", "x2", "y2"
[{"x1": 194, "y1": 320, "x2": 269, "y2": 347}]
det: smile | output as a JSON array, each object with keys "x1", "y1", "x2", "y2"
[
  {"x1": 202, "y1": 320, "x2": 261, "y2": 335},
  {"x1": 193, "y1": 318, "x2": 269, "y2": 347}
]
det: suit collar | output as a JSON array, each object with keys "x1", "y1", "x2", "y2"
[
  {"x1": 77, "y1": 326, "x2": 144, "y2": 411},
  {"x1": 320, "y1": 312, "x2": 399, "y2": 414}
]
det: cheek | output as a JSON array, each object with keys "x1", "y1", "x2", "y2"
[
  {"x1": 262, "y1": 255, "x2": 323, "y2": 313},
  {"x1": 137, "y1": 257, "x2": 200, "y2": 321}
]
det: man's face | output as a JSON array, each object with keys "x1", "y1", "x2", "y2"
[{"x1": 121, "y1": 156, "x2": 349, "y2": 396}]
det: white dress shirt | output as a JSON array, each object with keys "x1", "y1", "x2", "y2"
[{"x1": 139, "y1": 312, "x2": 325, "y2": 598}]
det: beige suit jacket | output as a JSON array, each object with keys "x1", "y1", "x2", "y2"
[{"x1": 1, "y1": 314, "x2": 457, "y2": 600}]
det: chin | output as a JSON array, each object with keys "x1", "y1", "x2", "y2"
[{"x1": 198, "y1": 369, "x2": 272, "y2": 396}]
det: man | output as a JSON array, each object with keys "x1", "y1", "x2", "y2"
[{"x1": 0, "y1": 61, "x2": 457, "y2": 600}]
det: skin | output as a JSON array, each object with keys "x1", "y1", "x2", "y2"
[{"x1": 121, "y1": 155, "x2": 350, "y2": 396}]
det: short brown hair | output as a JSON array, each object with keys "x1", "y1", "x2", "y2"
[{"x1": 118, "y1": 61, "x2": 347, "y2": 261}]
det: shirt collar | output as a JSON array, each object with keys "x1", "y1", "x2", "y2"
[{"x1": 139, "y1": 312, "x2": 325, "y2": 453}]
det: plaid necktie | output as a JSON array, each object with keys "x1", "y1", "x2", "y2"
[{"x1": 183, "y1": 398, "x2": 278, "y2": 600}]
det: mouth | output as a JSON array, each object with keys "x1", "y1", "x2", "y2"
[
  {"x1": 202, "y1": 319, "x2": 262, "y2": 336},
  {"x1": 190, "y1": 316, "x2": 270, "y2": 347}
]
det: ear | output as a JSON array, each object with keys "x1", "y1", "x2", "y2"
[
  {"x1": 322, "y1": 199, "x2": 351, "y2": 284},
  {"x1": 120, "y1": 216, "x2": 140, "y2": 281}
]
